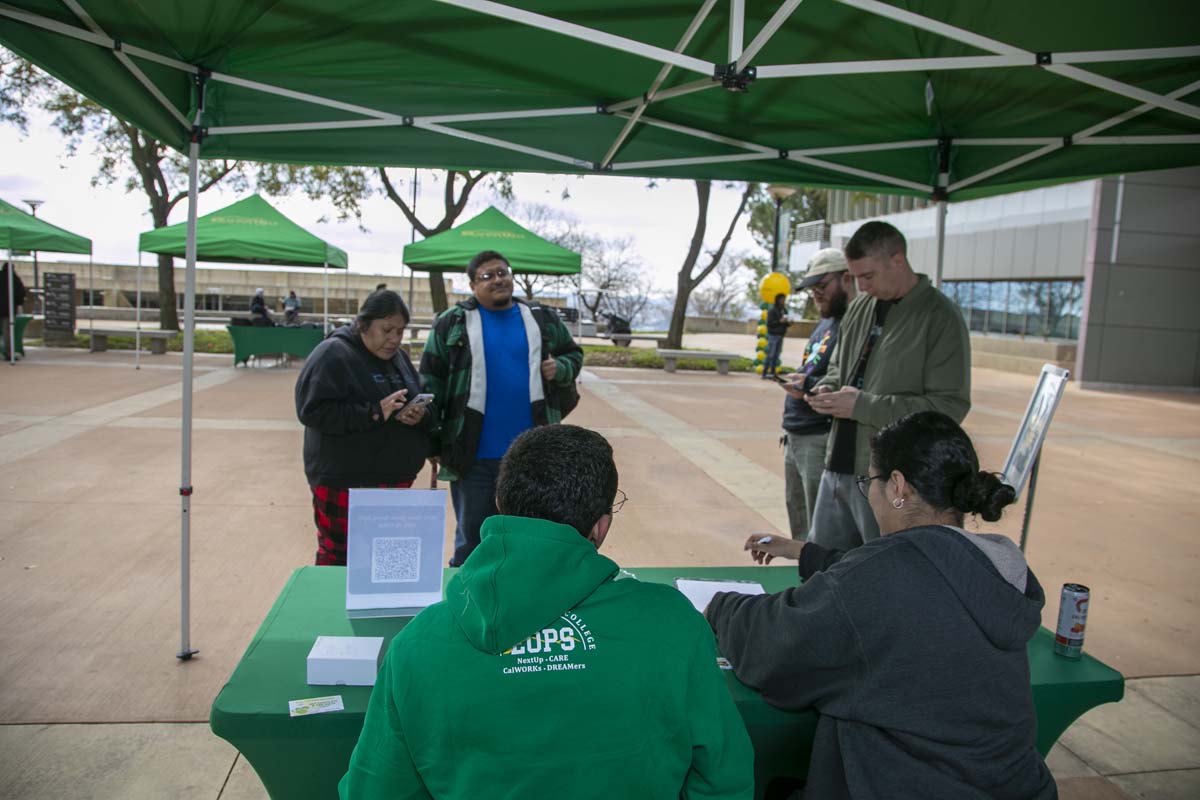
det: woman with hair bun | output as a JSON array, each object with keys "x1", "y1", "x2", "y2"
[{"x1": 706, "y1": 411, "x2": 1056, "y2": 800}]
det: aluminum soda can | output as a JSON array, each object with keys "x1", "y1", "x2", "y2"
[{"x1": 1054, "y1": 583, "x2": 1090, "y2": 658}]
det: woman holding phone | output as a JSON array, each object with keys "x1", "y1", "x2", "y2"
[{"x1": 295, "y1": 290, "x2": 437, "y2": 565}]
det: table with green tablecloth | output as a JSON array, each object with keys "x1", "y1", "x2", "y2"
[
  {"x1": 2, "y1": 313, "x2": 32, "y2": 357},
  {"x1": 226, "y1": 324, "x2": 325, "y2": 367},
  {"x1": 210, "y1": 566, "x2": 1124, "y2": 799}
]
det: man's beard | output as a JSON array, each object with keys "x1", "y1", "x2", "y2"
[{"x1": 826, "y1": 286, "x2": 849, "y2": 319}]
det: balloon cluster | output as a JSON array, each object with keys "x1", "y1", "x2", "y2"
[{"x1": 753, "y1": 272, "x2": 792, "y2": 374}]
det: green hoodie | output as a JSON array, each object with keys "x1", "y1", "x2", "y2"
[{"x1": 340, "y1": 516, "x2": 754, "y2": 800}]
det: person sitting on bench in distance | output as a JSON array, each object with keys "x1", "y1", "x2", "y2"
[
  {"x1": 339, "y1": 424, "x2": 754, "y2": 800},
  {"x1": 706, "y1": 411, "x2": 1056, "y2": 800}
]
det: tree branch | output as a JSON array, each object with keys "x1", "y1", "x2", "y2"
[
  {"x1": 688, "y1": 182, "x2": 754, "y2": 293},
  {"x1": 378, "y1": 167, "x2": 431, "y2": 237}
]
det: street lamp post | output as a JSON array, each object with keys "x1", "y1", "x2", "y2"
[
  {"x1": 767, "y1": 185, "x2": 797, "y2": 273},
  {"x1": 22, "y1": 200, "x2": 44, "y2": 313}
]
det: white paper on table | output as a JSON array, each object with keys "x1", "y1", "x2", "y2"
[{"x1": 675, "y1": 579, "x2": 766, "y2": 614}]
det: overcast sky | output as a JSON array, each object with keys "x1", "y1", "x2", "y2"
[{"x1": 1, "y1": 108, "x2": 762, "y2": 293}]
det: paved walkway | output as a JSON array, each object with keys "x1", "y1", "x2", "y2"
[{"x1": 0, "y1": 340, "x2": 1197, "y2": 798}]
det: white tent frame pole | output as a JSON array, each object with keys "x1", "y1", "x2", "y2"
[
  {"x1": 435, "y1": 0, "x2": 714, "y2": 76},
  {"x1": 414, "y1": 121, "x2": 589, "y2": 168},
  {"x1": 728, "y1": 0, "x2": 744, "y2": 62},
  {"x1": 607, "y1": 78, "x2": 716, "y2": 112},
  {"x1": 1081, "y1": 135, "x2": 1200, "y2": 146},
  {"x1": 600, "y1": 0, "x2": 719, "y2": 169},
  {"x1": 951, "y1": 76, "x2": 1200, "y2": 193},
  {"x1": 323, "y1": 263, "x2": 329, "y2": 334},
  {"x1": 611, "y1": 152, "x2": 776, "y2": 171},
  {"x1": 88, "y1": 256, "x2": 93, "y2": 337},
  {"x1": 624, "y1": 113, "x2": 775, "y2": 152},
  {"x1": 788, "y1": 153, "x2": 928, "y2": 192},
  {"x1": 834, "y1": 0, "x2": 1200, "y2": 122},
  {"x1": 934, "y1": 200, "x2": 948, "y2": 289},
  {"x1": 208, "y1": 105, "x2": 598, "y2": 137},
  {"x1": 135, "y1": 251, "x2": 142, "y2": 370},
  {"x1": 5, "y1": 250, "x2": 12, "y2": 366},
  {"x1": 757, "y1": 54, "x2": 1028, "y2": 78},
  {"x1": 177, "y1": 125, "x2": 201, "y2": 661},
  {"x1": 736, "y1": 0, "x2": 804, "y2": 71}
]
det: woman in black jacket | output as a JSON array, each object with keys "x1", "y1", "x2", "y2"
[
  {"x1": 295, "y1": 291, "x2": 436, "y2": 565},
  {"x1": 707, "y1": 411, "x2": 1056, "y2": 800}
]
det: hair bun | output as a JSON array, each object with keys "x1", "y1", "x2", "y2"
[{"x1": 952, "y1": 471, "x2": 1017, "y2": 522}]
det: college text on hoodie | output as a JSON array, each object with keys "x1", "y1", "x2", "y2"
[
  {"x1": 707, "y1": 525, "x2": 1057, "y2": 800},
  {"x1": 339, "y1": 515, "x2": 754, "y2": 800}
]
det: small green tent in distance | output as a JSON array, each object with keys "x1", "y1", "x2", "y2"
[
  {"x1": 403, "y1": 207, "x2": 580, "y2": 276},
  {"x1": 138, "y1": 194, "x2": 347, "y2": 269},
  {"x1": 0, "y1": 197, "x2": 92, "y2": 254}
]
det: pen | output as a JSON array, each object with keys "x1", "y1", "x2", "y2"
[{"x1": 755, "y1": 536, "x2": 774, "y2": 546}]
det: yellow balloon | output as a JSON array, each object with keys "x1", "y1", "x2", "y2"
[
  {"x1": 759, "y1": 310, "x2": 768, "y2": 321},
  {"x1": 757, "y1": 336, "x2": 768, "y2": 349},
  {"x1": 754, "y1": 363, "x2": 764, "y2": 374},
  {"x1": 756, "y1": 324, "x2": 767, "y2": 335},
  {"x1": 759, "y1": 272, "x2": 792, "y2": 305}
]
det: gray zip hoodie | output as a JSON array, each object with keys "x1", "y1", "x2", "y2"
[{"x1": 707, "y1": 525, "x2": 1057, "y2": 800}]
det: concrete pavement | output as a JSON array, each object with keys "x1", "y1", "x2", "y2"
[{"x1": 1, "y1": 338, "x2": 1197, "y2": 798}]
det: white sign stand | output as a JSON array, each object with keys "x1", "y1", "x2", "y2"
[{"x1": 346, "y1": 488, "x2": 447, "y2": 618}]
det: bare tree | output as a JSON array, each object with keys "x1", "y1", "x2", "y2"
[
  {"x1": 379, "y1": 169, "x2": 511, "y2": 313},
  {"x1": 666, "y1": 181, "x2": 756, "y2": 348},
  {"x1": 578, "y1": 236, "x2": 643, "y2": 321},
  {"x1": 505, "y1": 202, "x2": 586, "y2": 300},
  {"x1": 689, "y1": 250, "x2": 750, "y2": 321}
]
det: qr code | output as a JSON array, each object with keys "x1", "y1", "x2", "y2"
[{"x1": 371, "y1": 537, "x2": 421, "y2": 583}]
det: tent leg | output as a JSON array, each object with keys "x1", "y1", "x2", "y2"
[
  {"x1": 323, "y1": 263, "x2": 329, "y2": 334},
  {"x1": 88, "y1": 257, "x2": 94, "y2": 340},
  {"x1": 934, "y1": 199, "x2": 947, "y2": 290},
  {"x1": 135, "y1": 251, "x2": 142, "y2": 370},
  {"x1": 6, "y1": 251, "x2": 14, "y2": 365},
  {"x1": 345, "y1": 266, "x2": 350, "y2": 322},
  {"x1": 177, "y1": 137, "x2": 200, "y2": 662}
]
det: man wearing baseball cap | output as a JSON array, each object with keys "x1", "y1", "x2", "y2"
[
  {"x1": 776, "y1": 248, "x2": 856, "y2": 539},
  {"x1": 803, "y1": 221, "x2": 971, "y2": 550}
]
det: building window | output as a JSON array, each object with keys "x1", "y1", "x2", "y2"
[{"x1": 942, "y1": 279, "x2": 1083, "y2": 341}]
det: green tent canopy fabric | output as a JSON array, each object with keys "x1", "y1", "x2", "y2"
[
  {"x1": 403, "y1": 207, "x2": 581, "y2": 275},
  {"x1": 2, "y1": 2, "x2": 1197, "y2": 201},
  {"x1": 138, "y1": 194, "x2": 347, "y2": 269},
  {"x1": 0, "y1": 197, "x2": 92, "y2": 254}
]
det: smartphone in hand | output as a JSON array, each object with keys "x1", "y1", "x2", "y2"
[{"x1": 399, "y1": 393, "x2": 434, "y2": 414}]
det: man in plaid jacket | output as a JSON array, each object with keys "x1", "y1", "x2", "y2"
[{"x1": 420, "y1": 250, "x2": 583, "y2": 566}]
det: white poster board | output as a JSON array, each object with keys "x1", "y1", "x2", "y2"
[
  {"x1": 1002, "y1": 364, "x2": 1070, "y2": 498},
  {"x1": 346, "y1": 488, "x2": 447, "y2": 618}
]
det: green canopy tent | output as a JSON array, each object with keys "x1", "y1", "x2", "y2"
[
  {"x1": 0, "y1": 197, "x2": 92, "y2": 365},
  {"x1": 404, "y1": 206, "x2": 581, "y2": 276},
  {"x1": 4, "y1": 0, "x2": 1196, "y2": 659},
  {"x1": 135, "y1": 193, "x2": 348, "y2": 367}
]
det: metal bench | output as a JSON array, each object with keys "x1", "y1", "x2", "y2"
[
  {"x1": 89, "y1": 328, "x2": 175, "y2": 354},
  {"x1": 607, "y1": 333, "x2": 668, "y2": 348},
  {"x1": 656, "y1": 349, "x2": 740, "y2": 375}
]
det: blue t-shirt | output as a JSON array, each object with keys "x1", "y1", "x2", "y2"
[{"x1": 476, "y1": 304, "x2": 535, "y2": 459}]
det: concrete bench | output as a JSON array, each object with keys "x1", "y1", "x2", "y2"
[
  {"x1": 89, "y1": 328, "x2": 175, "y2": 355},
  {"x1": 656, "y1": 349, "x2": 741, "y2": 375},
  {"x1": 607, "y1": 333, "x2": 668, "y2": 348}
]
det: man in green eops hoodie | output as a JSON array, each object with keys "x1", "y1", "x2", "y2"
[{"x1": 340, "y1": 425, "x2": 754, "y2": 800}]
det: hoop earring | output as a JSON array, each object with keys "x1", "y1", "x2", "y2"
[{"x1": 892, "y1": 497, "x2": 904, "y2": 509}]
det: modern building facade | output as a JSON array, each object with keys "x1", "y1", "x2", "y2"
[{"x1": 815, "y1": 166, "x2": 1200, "y2": 391}]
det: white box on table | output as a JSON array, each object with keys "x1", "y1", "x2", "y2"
[{"x1": 306, "y1": 635, "x2": 384, "y2": 686}]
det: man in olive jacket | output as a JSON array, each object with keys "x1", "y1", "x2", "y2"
[{"x1": 804, "y1": 222, "x2": 970, "y2": 549}]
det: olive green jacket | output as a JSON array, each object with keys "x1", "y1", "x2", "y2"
[{"x1": 816, "y1": 275, "x2": 971, "y2": 475}]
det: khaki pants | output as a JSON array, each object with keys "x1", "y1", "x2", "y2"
[{"x1": 783, "y1": 431, "x2": 827, "y2": 540}]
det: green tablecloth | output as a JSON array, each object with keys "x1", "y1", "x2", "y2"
[
  {"x1": 226, "y1": 325, "x2": 325, "y2": 366},
  {"x1": 211, "y1": 566, "x2": 1124, "y2": 800},
  {"x1": 3, "y1": 314, "x2": 32, "y2": 357}
]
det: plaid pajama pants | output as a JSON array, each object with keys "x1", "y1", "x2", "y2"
[{"x1": 311, "y1": 482, "x2": 413, "y2": 566}]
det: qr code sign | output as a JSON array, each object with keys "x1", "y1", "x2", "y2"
[{"x1": 371, "y1": 537, "x2": 421, "y2": 583}]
